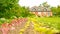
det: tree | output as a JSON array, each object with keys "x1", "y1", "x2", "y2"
[
  {"x1": 42, "y1": 2, "x2": 50, "y2": 8},
  {"x1": 0, "y1": 0, "x2": 31, "y2": 18},
  {"x1": 57, "y1": 5, "x2": 60, "y2": 15},
  {"x1": 51, "y1": 7, "x2": 57, "y2": 15},
  {"x1": 51, "y1": 5, "x2": 60, "y2": 16},
  {"x1": 19, "y1": 6, "x2": 31, "y2": 17},
  {"x1": 0, "y1": 0, "x2": 19, "y2": 18}
]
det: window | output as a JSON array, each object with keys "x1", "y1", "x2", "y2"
[
  {"x1": 38, "y1": 9, "x2": 41, "y2": 12},
  {"x1": 44, "y1": 8, "x2": 47, "y2": 12},
  {"x1": 32, "y1": 8, "x2": 36, "y2": 11}
]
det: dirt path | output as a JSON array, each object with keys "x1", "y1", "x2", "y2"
[{"x1": 21, "y1": 22, "x2": 40, "y2": 34}]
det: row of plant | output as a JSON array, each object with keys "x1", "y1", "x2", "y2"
[
  {"x1": 36, "y1": 17, "x2": 60, "y2": 32},
  {"x1": 19, "y1": 17, "x2": 59, "y2": 34},
  {"x1": 31, "y1": 18, "x2": 59, "y2": 34},
  {"x1": 0, "y1": 17, "x2": 60, "y2": 34},
  {"x1": 0, "y1": 18, "x2": 28, "y2": 34}
]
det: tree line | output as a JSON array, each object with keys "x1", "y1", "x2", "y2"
[{"x1": 0, "y1": 0, "x2": 31, "y2": 18}]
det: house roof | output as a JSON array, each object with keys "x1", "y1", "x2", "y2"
[{"x1": 30, "y1": 6, "x2": 51, "y2": 12}]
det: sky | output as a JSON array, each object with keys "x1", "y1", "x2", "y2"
[{"x1": 19, "y1": 0, "x2": 60, "y2": 7}]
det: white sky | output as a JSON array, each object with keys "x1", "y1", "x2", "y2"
[{"x1": 19, "y1": 0, "x2": 60, "y2": 7}]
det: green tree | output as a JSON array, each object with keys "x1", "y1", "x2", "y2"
[
  {"x1": 51, "y1": 7, "x2": 57, "y2": 15},
  {"x1": 51, "y1": 5, "x2": 60, "y2": 16},
  {"x1": 42, "y1": 2, "x2": 50, "y2": 7},
  {"x1": 19, "y1": 6, "x2": 31, "y2": 17},
  {"x1": 0, "y1": 0, "x2": 19, "y2": 18},
  {"x1": 57, "y1": 5, "x2": 60, "y2": 15}
]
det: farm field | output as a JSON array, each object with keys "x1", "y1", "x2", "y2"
[
  {"x1": 31, "y1": 17, "x2": 60, "y2": 31},
  {"x1": 0, "y1": 17, "x2": 60, "y2": 34}
]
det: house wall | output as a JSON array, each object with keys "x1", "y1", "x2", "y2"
[
  {"x1": 50, "y1": 11, "x2": 52, "y2": 16},
  {"x1": 31, "y1": 11, "x2": 52, "y2": 17},
  {"x1": 38, "y1": 12, "x2": 42, "y2": 16}
]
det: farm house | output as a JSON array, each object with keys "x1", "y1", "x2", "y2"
[{"x1": 30, "y1": 6, "x2": 52, "y2": 17}]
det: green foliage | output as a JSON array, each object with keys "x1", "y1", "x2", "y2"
[
  {"x1": 57, "y1": 6, "x2": 60, "y2": 15},
  {"x1": 34, "y1": 17, "x2": 60, "y2": 31},
  {"x1": 19, "y1": 6, "x2": 31, "y2": 17},
  {"x1": 0, "y1": 18, "x2": 10, "y2": 25},
  {"x1": 42, "y1": 2, "x2": 50, "y2": 7},
  {"x1": 0, "y1": 0, "x2": 19, "y2": 18},
  {"x1": 51, "y1": 7, "x2": 57, "y2": 16},
  {"x1": 0, "y1": 0, "x2": 31, "y2": 18},
  {"x1": 51, "y1": 6, "x2": 60, "y2": 16}
]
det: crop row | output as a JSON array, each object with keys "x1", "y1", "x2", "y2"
[{"x1": 0, "y1": 18, "x2": 28, "y2": 34}]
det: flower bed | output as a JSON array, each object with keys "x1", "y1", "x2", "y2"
[{"x1": 0, "y1": 18, "x2": 28, "y2": 34}]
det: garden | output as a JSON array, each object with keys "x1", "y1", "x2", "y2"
[
  {"x1": 0, "y1": 17, "x2": 60, "y2": 34},
  {"x1": 0, "y1": 0, "x2": 60, "y2": 34}
]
